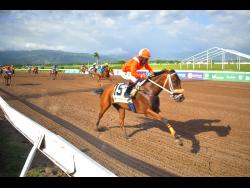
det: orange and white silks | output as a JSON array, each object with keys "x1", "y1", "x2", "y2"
[{"x1": 121, "y1": 56, "x2": 154, "y2": 82}]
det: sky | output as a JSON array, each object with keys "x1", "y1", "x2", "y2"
[{"x1": 0, "y1": 10, "x2": 250, "y2": 60}]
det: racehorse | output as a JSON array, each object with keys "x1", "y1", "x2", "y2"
[
  {"x1": 95, "y1": 69, "x2": 185, "y2": 145},
  {"x1": 80, "y1": 66, "x2": 87, "y2": 74},
  {"x1": 50, "y1": 69, "x2": 58, "y2": 80},
  {"x1": 89, "y1": 67, "x2": 97, "y2": 78},
  {"x1": 0, "y1": 67, "x2": 3, "y2": 77},
  {"x1": 11, "y1": 68, "x2": 15, "y2": 77},
  {"x1": 96, "y1": 66, "x2": 113, "y2": 82},
  {"x1": 32, "y1": 67, "x2": 39, "y2": 75},
  {"x1": 3, "y1": 71, "x2": 12, "y2": 86}
]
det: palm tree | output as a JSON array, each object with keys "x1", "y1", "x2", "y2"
[{"x1": 93, "y1": 52, "x2": 100, "y2": 65}]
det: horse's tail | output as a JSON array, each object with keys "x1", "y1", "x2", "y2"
[{"x1": 95, "y1": 88, "x2": 104, "y2": 95}]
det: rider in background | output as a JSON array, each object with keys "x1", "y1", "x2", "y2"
[
  {"x1": 81, "y1": 64, "x2": 86, "y2": 73},
  {"x1": 4, "y1": 65, "x2": 12, "y2": 75},
  {"x1": 52, "y1": 64, "x2": 58, "y2": 72},
  {"x1": 121, "y1": 48, "x2": 155, "y2": 99},
  {"x1": 98, "y1": 63, "x2": 109, "y2": 75},
  {"x1": 89, "y1": 63, "x2": 97, "y2": 72}
]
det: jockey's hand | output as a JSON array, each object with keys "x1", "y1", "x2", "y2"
[{"x1": 141, "y1": 74, "x2": 148, "y2": 79}]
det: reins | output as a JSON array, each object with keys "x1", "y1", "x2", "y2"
[{"x1": 147, "y1": 72, "x2": 184, "y2": 95}]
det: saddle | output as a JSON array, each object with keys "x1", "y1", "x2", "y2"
[{"x1": 112, "y1": 79, "x2": 147, "y2": 112}]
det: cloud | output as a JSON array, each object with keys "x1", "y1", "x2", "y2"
[
  {"x1": 0, "y1": 10, "x2": 249, "y2": 59},
  {"x1": 24, "y1": 42, "x2": 65, "y2": 50},
  {"x1": 102, "y1": 48, "x2": 128, "y2": 55}
]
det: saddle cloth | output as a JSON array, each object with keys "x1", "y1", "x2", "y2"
[{"x1": 113, "y1": 83, "x2": 135, "y2": 104}]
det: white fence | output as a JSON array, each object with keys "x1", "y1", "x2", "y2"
[{"x1": 0, "y1": 97, "x2": 116, "y2": 177}]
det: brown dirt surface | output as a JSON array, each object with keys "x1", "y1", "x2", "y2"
[{"x1": 0, "y1": 72, "x2": 250, "y2": 177}]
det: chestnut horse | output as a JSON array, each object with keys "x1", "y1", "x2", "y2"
[
  {"x1": 3, "y1": 71, "x2": 12, "y2": 86},
  {"x1": 32, "y1": 67, "x2": 39, "y2": 76},
  {"x1": 95, "y1": 69, "x2": 185, "y2": 145},
  {"x1": 0, "y1": 67, "x2": 3, "y2": 77},
  {"x1": 89, "y1": 68, "x2": 97, "y2": 78},
  {"x1": 80, "y1": 66, "x2": 87, "y2": 74},
  {"x1": 96, "y1": 67, "x2": 113, "y2": 82},
  {"x1": 50, "y1": 69, "x2": 58, "y2": 80}
]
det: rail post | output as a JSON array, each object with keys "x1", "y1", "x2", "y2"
[{"x1": 20, "y1": 134, "x2": 45, "y2": 177}]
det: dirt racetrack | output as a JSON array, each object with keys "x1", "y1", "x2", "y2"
[{"x1": 0, "y1": 72, "x2": 250, "y2": 176}]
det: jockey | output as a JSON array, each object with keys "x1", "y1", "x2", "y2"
[
  {"x1": 4, "y1": 65, "x2": 12, "y2": 75},
  {"x1": 121, "y1": 48, "x2": 155, "y2": 99},
  {"x1": 98, "y1": 63, "x2": 108, "y2": 74},
  {"x1": 52, "y1": 65, "x2": 58, "y2": 72},
  {"x1": 81, "y1": 64, "x2": 87, "y2": 74},
  {"x1": 89, "y1": 63, "x2": 97, "y2": 72}
]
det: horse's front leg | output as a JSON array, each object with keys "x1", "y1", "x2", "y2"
[{"x1": 145, "y1": 109, "x2": 183, "y2": 146}]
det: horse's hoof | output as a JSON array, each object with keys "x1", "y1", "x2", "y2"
[
  {"x1": 125, "y1": 136, "x2": 132, "y2": 141},
  {"x1": 127, "y1": 137, "x2": 133, "y2": 141},
  {"x1": 175, "y1": 135, "x2": 183, "y2": 146}
]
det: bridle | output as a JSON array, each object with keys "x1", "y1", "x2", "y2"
[{"x1": 147, "y1": 72, "x2": 184, "y2": 95}]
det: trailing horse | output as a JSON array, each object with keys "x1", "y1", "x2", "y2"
[
  {"x1": 89, "y1": 68, "x2": 97, "y2": 78},
  {"x1": 80, "y1": 66, "x2": 87, "y2": 74},
  {"x1": 3, "y1": 71, "x2": 12, "y2": 86},
  {"x1": 0, "y1": 67, "x2": 3, "y2": 77},
  {"x1": 96, "y1": 67, "x2": 113, "y2": 82},
  {"x1": 50, "y1": 69, "x2": 58, "y2": 80},
  {"x1": 95, "y1": 69, "x2": 185, "y2": 145},
  {"x1": 32, "y1": 67, "x2": 39, "y2": 76}
]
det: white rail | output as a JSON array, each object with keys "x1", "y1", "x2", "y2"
[{"x1": 0, "y1": 97, "x2": 116, "y2": 177}]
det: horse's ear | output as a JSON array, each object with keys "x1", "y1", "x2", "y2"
[{"x1": 170, "y1": 69, "x2": 175, "y2": 73}]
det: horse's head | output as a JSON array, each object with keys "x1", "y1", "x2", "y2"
[
  {"x1": 108, "y1": 67, "x2": 113, "y2": 75},
  {"x1": 165, "y1": 70, "x2": 185, "y2": 102},
  {"x1": 149, "y1": 69, "x2": 185, "y2": 102}
]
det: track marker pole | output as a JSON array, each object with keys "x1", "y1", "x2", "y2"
[{"x1": 20, "y1": 134, "x2": 45, "y2": 177}]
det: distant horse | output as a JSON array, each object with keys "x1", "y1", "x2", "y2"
[
  {"x1": 32, "y1": 67, "x2": 39, "y2": 75},
  {"x1": 0, "y1": 67, "x2": 3, "y2": 77},
  {"x1": 3, "y1": 71, "x2": 12, "y2": 86},
  {"x1": 11, "y1": 68, "x2": 15, "y2": 77},
  {"x1": 89, "y1": 68, "x2": 97, "y2": 78},
  {"x1": 80, "y1": 66, "x2": 87, "y2": 74},
  {"x1": 50, "y1": 69, "x2": 58, "y2": 80},
  {"x1": 95, "y1": 69, "x2": 185, "y2": 145},
  {"x1": 96, "y1": 66, "x2": 113, "y2": 82}
]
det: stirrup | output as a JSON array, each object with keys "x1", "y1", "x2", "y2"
[
  {"x1": 124, "y1": 92, "x2": 130, "y2": 98},
  {"x1": 127, "y1": 94, "x2": 134, "y2": 100}
]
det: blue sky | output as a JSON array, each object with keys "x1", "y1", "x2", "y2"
[{"x1": 0, "y1": 10, "x2": 250, "y2": 60}]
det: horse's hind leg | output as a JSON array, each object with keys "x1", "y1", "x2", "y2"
[{"x1": 145, "y1": 109, "x2": 183, "y2": 146}]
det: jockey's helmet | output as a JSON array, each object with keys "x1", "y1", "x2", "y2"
[{"x1": 139, "y1": 48, "x2": 151, "y2": 59}]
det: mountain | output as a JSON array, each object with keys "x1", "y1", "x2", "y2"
[{"x1": 0, "y1": 50, "x2": 120, "y2": 65}]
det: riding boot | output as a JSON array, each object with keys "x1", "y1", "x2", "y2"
[{"x1": 124, "y1": 82, "x2": 135, "y2": 98}]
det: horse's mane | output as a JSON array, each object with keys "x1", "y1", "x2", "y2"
[{"x1": 152, "y1": 69, "x2": 176, "y2": 77}]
